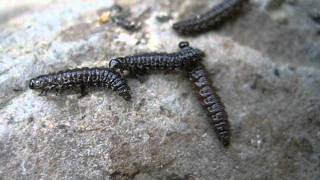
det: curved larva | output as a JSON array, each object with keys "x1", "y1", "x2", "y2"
[
  {"x1": 109, "y1": 41, "x2": 205, "y2": 73},
  {"x1": 186, "y1": 63, "x2": 230, "y2": 146},
  {"x1": 29, "y1": 67, "x2": 131, "y2": 101},
  {"x1": 173, "y1": 0, "x2": 248, "y2": 35}
]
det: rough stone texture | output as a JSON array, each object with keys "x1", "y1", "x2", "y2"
[{"x1": 0, "y1": 0, "x2": 319, "y2": 179}]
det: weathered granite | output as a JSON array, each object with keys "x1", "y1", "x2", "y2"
[{"x1": 0, "y1": 0, "x2": 319, "y2": 179}]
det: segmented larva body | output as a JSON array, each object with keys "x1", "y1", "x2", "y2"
[
  {"x1": 29, "y1": 67, "x2": 131, "y2": 101},
  {"x1": 109, "y1": 41, "x2": 205, "y2": 72},
  {"x1": 173, "y1": 0, "x2": 248, "y2": 35},
  {"x1": 186, "y1": 63, "x2": 230, "y2": 146}
]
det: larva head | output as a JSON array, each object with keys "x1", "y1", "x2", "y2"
[
  {"x1": 178, "y1": 41, "x2": 190, "y2": 49},
  {"x1": 29, "y1": 77, "x2": 47, "y2": 90},
  {"x1": 109, "y1": 58, "x2": 123, "y2": 70},
  {"x1": 179, "y1": 41, "x2": 205, "y2": 58}
]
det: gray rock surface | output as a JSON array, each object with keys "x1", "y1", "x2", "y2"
[{"x1": 0, "y1": 0, "x2": 319, "y2": 179}]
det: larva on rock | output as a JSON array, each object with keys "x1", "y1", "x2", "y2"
[
  {"x1": 186, "y1": 63, "x2": 230, "y2": 146},
  {"x1": 173, "y1": 0, "x2": 248, "y2": 35},
  {"x1": 29, "y1": 67, "x2": 131, "y2": 101},
  {"x1": 109, "y1": 41, "x2": 205, "y2": 74}
]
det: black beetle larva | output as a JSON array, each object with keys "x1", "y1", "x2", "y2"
[
  {"x1": 186, "y1": 63, "x2": 230, "y2": 146},
  {"x1": 109, "y1": 41, "x2": 205, "y2": 73},
  {"x1": 29, "y1": 67, "x2": 131, "y2": 101},
  {"x1": 173, "y1": 0, "x2": 248, "y2": 35}
]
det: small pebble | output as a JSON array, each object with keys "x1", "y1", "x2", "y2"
[
  {"x1": 273, "y1": 68, "x2": 280, "y2": 77},
  {"x1": 156, "y1": 12, "x2": 172, "y2": 23}
]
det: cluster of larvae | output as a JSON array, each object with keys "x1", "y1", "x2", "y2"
[
  {"x1": 29, "y1": 42, "x2": 230, "y2": 146},
  {"x1": 29, "y1": 0, "x2": 249, "y2": 147},
  {"x1": 111, "y1": 42, "x2": 230, "y2": 146}
]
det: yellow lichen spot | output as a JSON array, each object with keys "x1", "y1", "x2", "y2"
[{"x1": 99, "y1": 11, "x2": 112, "y2": 24}]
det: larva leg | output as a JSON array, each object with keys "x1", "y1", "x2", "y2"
[
  {"x1": 130, "y1": 69, "x2": 148, "y2": 83},
  {"x1": 133, "y1": 73, "x2": 148, "y2": 83},
  {"x1": 39, "y1": 89, "x2": 48, "y2": 96},
  {"x1": 55, "y1": 84, "x2": 65, "y2": 95},
  {"x1": 40, "y1": 84, "x2": 56, "y2": 95},
  {"x1": 78, "y1": 84, "x2": 88, "y2": 98},
  {"x1": 55, "y1": 88, "x2": 62, "y2": 95}
]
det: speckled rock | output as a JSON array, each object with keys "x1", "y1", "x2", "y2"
[{"x1": 0, "y1": 0, "x2": 319, "y2": 179}]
